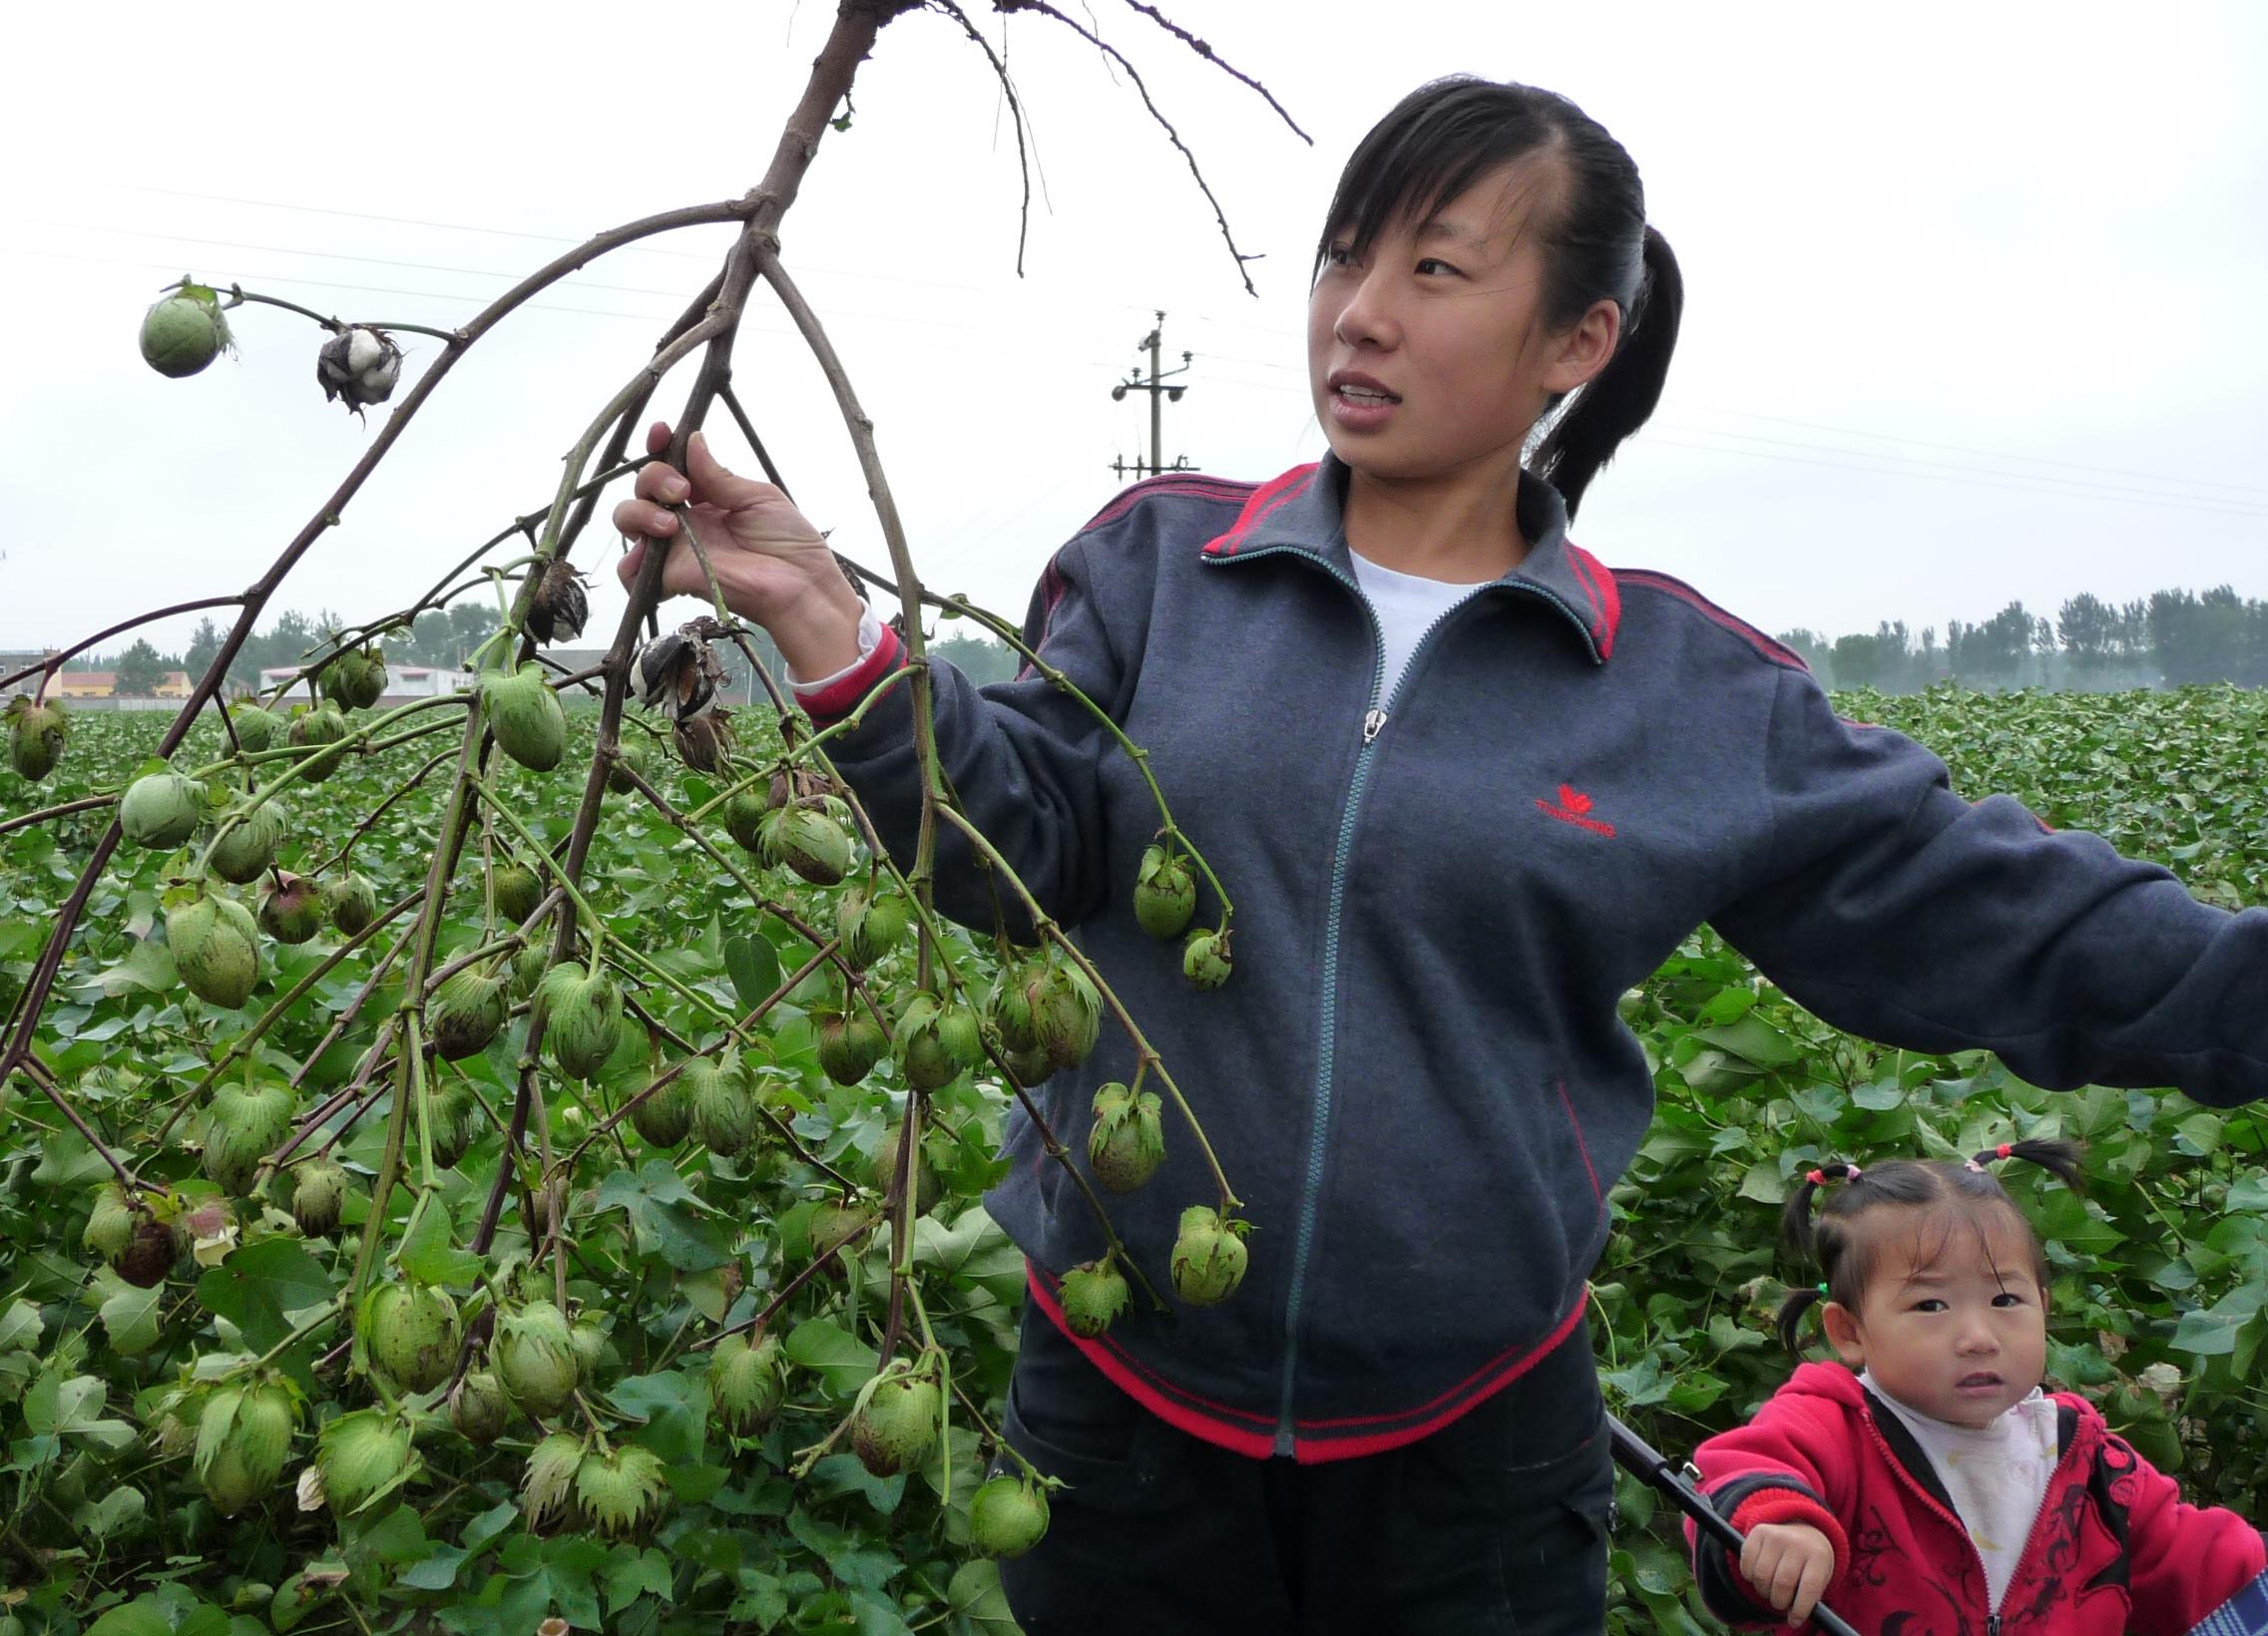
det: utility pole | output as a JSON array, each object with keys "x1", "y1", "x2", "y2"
[{"x1": 1109, "y1": 311, "x2": 1194, "y2": 480}]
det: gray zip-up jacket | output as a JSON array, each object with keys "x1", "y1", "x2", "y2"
[{"x1": 805, "y1": 454, "x2": 2268, "y2": 1462}]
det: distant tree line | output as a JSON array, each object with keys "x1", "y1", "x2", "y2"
[
  {"x1": 73, "y1": 608, "x2": 1025, "y2": 699},
  {"x1": 1778, "y1": 585, "x2": 2268, "y2": 692}
]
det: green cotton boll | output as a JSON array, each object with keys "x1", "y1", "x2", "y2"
[
  {"x1": 1134, "y1": 844, "x2": 1197, "y2": 940},
  {"x1": 287, "y1": 705, "x2": 351, "y2": 784},
  {"x1": 169, "y1": 891, "x2": 261, "y2": 1008},
  {"x1": 537, "y1": 967, "x2": 623, "y2": 1082},
  {"x1": 1086, "y1": 1082, "x2": 1165, "y2": 1193},
  {"x1": 850, "y1": 1365, "x2": 941, "y2": 1478},
  {"x1": 363, "y1": 1282, "x2": 461, "y2": 1394},
  {"x1": 208, "y1": 801, "x2": 285, "y2": 885},
  {"x1": 490, "y1": 861, "x2": 544, "y2": 924},
  {"x1": 1169, "y1": 1206, "x2": 1249, "y2": 1307},
  {"x1": 482, "y1": 664, "x2": 567, "y2": 772},
  {"x1": 495, "y1": 1300, "x2": 580, "y2": 1416},
  {"x1": 685, "y1": 1059, "x2": 755, "y2": 1157},
  {"x1": 139, "y1": 292, "x2": 228, "y2": 377},
  {"x1": 203, "y1": 1081, "x2": 294, "y2": 1195},
  {"x1": 837, "y1": 886, "x2": 911, "y2": 970},
  {"x1": 429, "y1": 967, "x2": 509, "y2": 1060},
  {"x1": 706, "y1": 1333, "x2": 783, "y2": 1437},
  {"x1": 255, "y1": 873, "x2": 325, "y2": 945},
  {"x1": 630, "y1": 1072, "x2": 693, "y2": 1149},
  {"x1": 575, "y1": 1444, "x2": 669, "y2": 1540},
  {"x1": 121, "y1": 771, "x2": 209, "y2": 849},
  {"x1": 722, "y1": 788, "x2": 768, "y2": 853},
  {"x1": 227, "y1": 703, "x2": 279, "y2": 753},
  {"x1": 520, "y1": 1431, "x2": 586, "y2": 1528},
  {"x1": 324, "y1": 872, "x2": 379, "y2": 936},
  {"x1": 7, "y1": 699, "x2": 69, "y2": 781},
  {"x1": 448, "y1": 1372, "x2": 512, "y2": 1446},
  {"x1": 318, "y1": 1409, "x2": 415, "y2": 1516},
  {"x1": 969, "y1": 1474, "x2": 1052, "y2": 1559}
]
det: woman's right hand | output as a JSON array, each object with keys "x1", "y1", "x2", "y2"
[{"x1": 612, "y1": 420, "x2": 865, "y2": 679}]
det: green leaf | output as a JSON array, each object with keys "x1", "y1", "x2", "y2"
[
  {"x1": 724, "y1": 935, "x2": 781, "y2": 1016},
  {"x1": 397, "y1": 1196, "x2": 483, "y2": 1286},
  {"x1": 0, "y1": 1297, "x2": 43, "y2": 1352},
  {"x1": 98, "y1": 1278, "x2": 164, "y2": 1357},
  {"x1": 782, "y1": 1318, "x2": 878, "y2": 1399},
  {"x1": 607, "y1": 1371, "x2": 708, "y2": 1465},
  {"x1": 604, "y1": 1547, "x2": 675, "y2": 1616},
  {"x1": 85, "y1": 1601, "x2": 174, "y2": 1636},
  {"x1": 197, "y1": 1238, "x2": 336, "y2": 1354},
  {"x1": 945, "y1": 1560, "x2": 1019, "y2": 1634},
  {"x1": 595, "y1": 1160, "x2": 733, "y2": 1272}
]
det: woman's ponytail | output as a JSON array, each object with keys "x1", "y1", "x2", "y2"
[
  {"x1": 1967, "y1": 1136, "x2": 2085, "y2": 1192},
  {"x1": 1774, "y1": 1285, "x2": 1825, "y2": 1359},
  {"x1": 1531, "y1": 225, "x2": 1683, "y2": 521}
]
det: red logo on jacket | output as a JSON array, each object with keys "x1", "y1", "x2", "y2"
[{"x1": 1538, "y1": 783, "x2": 1615, "y2": 837}]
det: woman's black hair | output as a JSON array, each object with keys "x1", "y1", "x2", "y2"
[
  {"x1": 1314, "y1": 77, "x2": 1683, "y2": 520},
  {"x1": 1772, "y1": 1138, "x2": 2086, "y2": 1357}
]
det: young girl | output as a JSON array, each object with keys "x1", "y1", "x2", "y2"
[{"x1": 1688, "y1": 1141, "x2": 2268, "y2": 1633}]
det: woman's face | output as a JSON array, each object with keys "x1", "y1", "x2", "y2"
[{"x1": 1307, "y1": 158, "x2": 1617, "y2": 489}]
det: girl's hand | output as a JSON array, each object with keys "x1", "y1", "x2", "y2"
[
  {"x1": 1738, "y1": 1521, "x2": 1836, "y2": 1627},
  {"x1": 612, "y1": 421, "x2": 864, "y2": 678}
]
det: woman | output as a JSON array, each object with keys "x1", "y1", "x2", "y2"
[{"x1": 615, "y1": 78, "x2": 2268, "y2": 1635}]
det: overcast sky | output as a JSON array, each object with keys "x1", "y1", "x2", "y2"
[{"x1": 4, "y1": 1, "x2": 2264, "y2": 667}]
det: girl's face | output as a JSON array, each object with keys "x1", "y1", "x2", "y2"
[
  {"x1": 1306, "y1": 158, "x2": 1618, "y2": 491},
  {"x1": 1823, "y1": 1208, "x2": 2048, "y2": 1429}
]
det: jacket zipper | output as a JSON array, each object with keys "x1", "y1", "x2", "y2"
[
  {"x1": 1861, "y1": 1404, "x2": 2077, "y2": 1632},
  {"x1": 1208, "y1": 546, "x2": 1482, "y2": 1453}
]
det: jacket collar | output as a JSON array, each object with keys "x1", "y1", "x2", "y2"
[{"x1": 1197, "y1": 454, "x2": 1622, "y2": 662}]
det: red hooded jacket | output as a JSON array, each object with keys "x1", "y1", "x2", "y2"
[{"x1": 1685, "y1": 1362, "x2": 2267, "y2": 1634}]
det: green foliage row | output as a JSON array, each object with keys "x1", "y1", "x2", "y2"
[{"x1": 2, "y1": 682, "x2": 2264, "y2": 1636}]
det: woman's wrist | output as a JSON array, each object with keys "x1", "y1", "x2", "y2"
[{"x1": 769, "y1": 576, "x2": 867, "y2": 681}]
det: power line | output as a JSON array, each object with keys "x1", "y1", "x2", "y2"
[{"x1": 1637, "y1": 434, "x2": 2268, "y2": 521}]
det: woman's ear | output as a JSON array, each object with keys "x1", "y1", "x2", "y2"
[
  {"x1": 1820, "y1": 1301, "x2": 1867, "y2": 1370},
  {"x1": 1542, "y1": 298, "x2": 1620, "y2": 396}
]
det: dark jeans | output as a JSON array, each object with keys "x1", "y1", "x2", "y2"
[{"x1": 993, "y1": 1301, "x2": 1613, "y2": 1635}]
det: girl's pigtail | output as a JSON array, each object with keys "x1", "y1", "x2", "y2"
[
  {"x1": 1969, "y1": 1137, "x2": 2086, "y2": 1190},
  {"x1": 1774, "y1": 1285, "x2": 1825, "y2": 1358},
  {"x1": 1780, "y1": 1161, "x2": 1853, "y2": 1263}
]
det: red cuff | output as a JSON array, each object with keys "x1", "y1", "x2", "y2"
[
  {"x1": 1729, "y1": 1487, "x2": 1849, "y2": 1573},
  {"x1": 794, "y1": 623, "x2": 904, "y2": 721}
]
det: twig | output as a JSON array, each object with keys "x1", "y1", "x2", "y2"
[
  {"x1": 1110, "y1": 0, "x2": 1311, "y2": 142},
  {"x1": 1011, "y1": 0, "x2": 1264, "y2": 294}
]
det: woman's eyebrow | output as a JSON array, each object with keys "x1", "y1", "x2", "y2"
[{"x1": 1414, "y1": 218, "x2": 1490, "y2": 249}]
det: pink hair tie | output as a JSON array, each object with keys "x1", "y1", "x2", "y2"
[
  {"x1": 1806, "y1": 1168, "x2": 1827, "y2": 1186},
  {"x1": 1845, "y1": 1164, "x2": 1861, "y2": 1179},
  {"x1": 1965, "y1": 1158, "x2": 1988, "y2": 1173},
  {"x1": 1996, "y1": 1143, "x2": 2014, "y2": 1159}
]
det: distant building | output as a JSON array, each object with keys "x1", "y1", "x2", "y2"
[
  {"x1": 53, "y1": 670, "x2": 193, "y2": 699},
  {"x1": 1, "y1": 650, "x2": 56, "y2": 698},
  {"x1": 258, "y1": 664, "x2": 473, "y2": 704}
]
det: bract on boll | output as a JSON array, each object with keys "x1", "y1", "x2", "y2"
[
  {"x1": 1134, "y1": 843, "x2": 1197, "y2": 940},
  {"x1": 685, "y1": 1058, "x2": 756, "y2": 1157},
  {"x1": 575, "y1": 1444, "x2": 670, "y2": 1541},
  {"x1": 837, "y1": 886, "x2": 911, "y2": 970},
  {"x1": 1087, "y1": 1081, "x2": 1166, "y2": 1193},
  {"x1": 1058, "y1": 1256, "x2": 1133, "y2": 1339},
  {"x1": 814, "y1": 1009, "x2": 888, "y2": 1086},
  {"x1": 1169, "y1": 1205, "x2": 1250, "y2": 1307}
]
